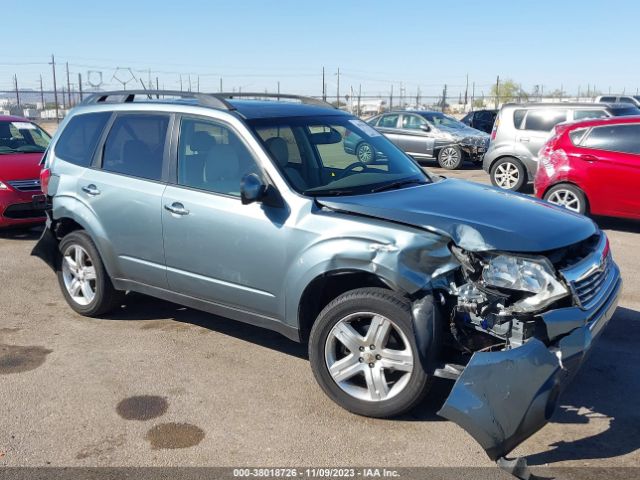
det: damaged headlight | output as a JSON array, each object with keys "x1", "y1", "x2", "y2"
[{"x1": 482, "y1": 255, "x2": 568, "y2": 312}]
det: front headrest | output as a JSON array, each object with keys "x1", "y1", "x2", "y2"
[
  {"x1": 191, "y1": 131, "x2": 217, "y2": 153},
  {"x1": 204, "y1": 144, "x2": 240, "y2": 181},
  {"x1": 265, "y1": 137, "x2": 289, "y2": 167}
]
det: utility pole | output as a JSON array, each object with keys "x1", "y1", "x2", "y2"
[
  {"x1": 471, "y1": 82, "x2": 475, "y2": 108},
  {"x1": 188, "y1": 74, "x2": 192, "y2": 92},
  {"x1": 277, "y1": 81, "x2": 280, "y2": 100},
  {"x1": 197, "y1": 76, "x2": 200, "y2": 93},
  {"x1": 179, "y1": 75, "x2": 183, "y2": 92},
  {"x1": 390, "y1": 84, "x2": 393, "y2": 111},
  {"x1": 220, "y1": 77, "x2": 223, "y2": 92},
  {"x1": 66, "y1": 62, "x2": 71, "y2": 107},
  {"x1": 336, "y1": 67, "x2": 340, "y2": 108},
  {"x1": 322, "y1": 67, "x2": 325, "y2": 101},
  {"x1": 442, "y1": 84, "x2": 447, "y2": 112},
  {"x1": 495, "y1": 75, "x2": 500, "y2": 109},
  {"x1": 14, "y1": 74, "x2": 20, "y2": 107},
  {"x1": 464, "y1": 74, "x2": 469, "y2": 111},
  {"x1": 50, "y1": 54, "x2": 59, "y2": 122},
  {"x1": 39, "y1": 74, "x2": 44, "y2": 108},
  {"x1": 78, "y1": 73, "x2": 83, "y2": 101},
  {"x1": 357, "y1": 84, "x2": 361, "y2": 117},
  {"x1": 416, "y1": 86, "x2": 420, "y2": 108}
]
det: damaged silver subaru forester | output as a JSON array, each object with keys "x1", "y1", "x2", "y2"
[{"x1": 34, "y1": 91, "x2": 621, "y2": 474}]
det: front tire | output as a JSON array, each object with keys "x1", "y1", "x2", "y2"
[
  {"x1": 490, "y1": 157, "x2": 526, "y2": 191},
  {"x1": 356, "y1": 142, "x2": 375, "y2": 164},
  {"x1": 57, "y1": 230, "x2": 124, "y2": 316},
  {"x1": 309, "y1": 288, "x2": 431, "y2": 418},
  {"x1": 437, "y1": 145, "x2": 463, "y2": 169},
  {"x1": 544, "y1": 184, "x2": 588, "y2": 215}
]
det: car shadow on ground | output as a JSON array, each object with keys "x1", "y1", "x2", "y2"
[
  {"x1": 0, "y1": 225, "x2": 43, "y2": 240},
  {"x1": 526, "y1": 306, "x2": 640, "y2": 465},
  {"x1": 594, "y1": 216, "x2": 640, "y2": 234}
]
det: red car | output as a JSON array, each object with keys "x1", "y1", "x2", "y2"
[
  {"x1": 535, "y1": 116, "x2": 640, "y2": 220},
  {"x1": 0, "y1": 115, "x2": 51, "y2": 229}
]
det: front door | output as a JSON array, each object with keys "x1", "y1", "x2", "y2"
[
  {"x1": 79, "y1": 112, "x2": 171, "y2": 287},
  {"x1": 397, "y1": 113, "x2": 435, "y2": 157},
  {"x1": 161, "y1": 116, "x2": 287, "y2": 319}
]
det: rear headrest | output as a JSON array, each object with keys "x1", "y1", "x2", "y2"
[
  {"x1": 191, "y1": 131, "x2": 217, "y2": 153},
  {"x1": 204, "y1": 144, "x2": 240, "y2": 181},
  {"x1": 265, "y1": 137, "x2": 289, "y2": 167}
]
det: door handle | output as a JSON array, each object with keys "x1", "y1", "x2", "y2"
[
  {"x1": 81, "y1": 184, "x2": 101, "y2": 196},
  {"x1": 164, "y1": 202, "x2": 190, "y2": 216},
  {"x1": 519, "y1": 137, "x2": 530, "y2": 143},
  {"x1": 580, "y1": 154, "x2": 599, "y2": 162}
]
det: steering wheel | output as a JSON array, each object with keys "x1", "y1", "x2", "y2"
[{"x1": 337, "y1": 161, "x2": 371, "y2": 180}]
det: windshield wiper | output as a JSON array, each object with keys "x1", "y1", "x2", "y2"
[
  {"x1": 303, "y1": 189, "x2": 357, "y2": 197},
  {"x1": 370, "y1": 179, "x2": 428, "y2": 193}
]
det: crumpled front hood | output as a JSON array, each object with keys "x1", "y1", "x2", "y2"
[
  {"x1": 437, "y1": 125, "x2": 489, "y2": 141},
  {"x1": 317, "y1": 178, "x2": 597, "y2": 252}
]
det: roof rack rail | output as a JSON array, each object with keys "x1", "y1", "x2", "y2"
[
  {"x1": 217, "y1": 92, "x2": 335, "y2": 108},
  {"x1": 81, "y1": 90, "x2": 236, "y2": 111}
]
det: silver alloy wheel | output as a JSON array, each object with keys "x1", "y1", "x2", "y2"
[
  {"x1": 61, "y1": 244, "x2": 97, "y2": 306},
  {"x1": 494, "y1": 161, "x2": 520, "y2": 189},
  {"x1": 439, "y1": 147, "x2": 460, "y2": 168},
  {"x1": 324, "y1": 312, "x2": 414, "y2": 402},
  {"x1": 547, "y1": 189, "x2": 581, "y2": 212},
  {"x1": 357, "y1": 143, "x2": 374, "y2": 163}
]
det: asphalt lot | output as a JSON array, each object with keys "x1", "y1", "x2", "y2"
[{"x1": 1, "y1": 163, "x2": 639, "y2": 473}]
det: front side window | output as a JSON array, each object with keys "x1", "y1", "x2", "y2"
[
  {"x1": 523, "y1": 109, "x2": 567, "y2": 131},
  {"x1": 102, "y1": 114, "x2": 169, "y2": 181},
  {"x1": 178, "y1": 117, "x2": 260, "y2": 196},
  {"x1": 582, "y1": 124, "x2": 640, "y2": 155},
  {"x1": 599, "y1": 96, "x2": 616, "y2": 103},
  {"x1": 54, "y1": 112, "x2": 110, "y2": 166},
  {"x1": 573, "y1": 109, "x2": 608, "y2": 121},
  {"x1": 249, "y1": 115, "x2": 429, "y2": 196},
  {"x1": 419, "y1": 112, "x2": 465, "y2": 130},
  {"x1": 402, "y1": 114, "x2": 428, "y2": 130}
]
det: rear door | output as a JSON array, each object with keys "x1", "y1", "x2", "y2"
[
  {"x1": 397, "y1": 113, "x2": 435, "y2": 157},
  {"x1": 78, "y1": 112, "x2": 171, "y2": 287},
  {"x1": 375, "y1": 113, "x2": 404, "y2": 148},
  {"x1": 577, "y1": 124, "x2": 640, "y2": 217},
  {"x1": 518, "y1": 109, "x2": 568, "y2": 159}
]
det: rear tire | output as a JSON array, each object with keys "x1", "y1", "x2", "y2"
[
  {"x1": 543, "y1": 184, "x2": 588, "y2": 215},
  {"x1": 309, "y1": 288, "x2": 431, "y2": 418},
  {"x1": 356, "y1": 142, "x2": 375, "y2": 164},
  {"x1": 437, "y1": 146, "x2": 463, "y2": 170},
  {"x1": 57, "y1": 230, "x2": 124, "y2": 316},
  {"x1": 490, "y1": 157, "x2": 526, "y2": 191}
]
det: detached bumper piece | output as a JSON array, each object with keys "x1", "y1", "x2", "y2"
[{"x1": 438, "y1": 257, "x2": 621, "y2": 466}]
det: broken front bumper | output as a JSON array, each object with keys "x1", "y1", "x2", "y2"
[{"x1": 438, "y1": 258, "x2": 621, "y2": 460}]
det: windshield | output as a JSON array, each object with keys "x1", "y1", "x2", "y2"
[
  {"x1": 0, "y1": 121, "x2": 51, "y2": 154},
  {"x1": 419, "y1": 112, "x2": 466, "y2": 129},
  {"x1": 611, "y1": 106, "x2": 640, "y2": 116},
  {"x1": 249, "y1": 115, "x2": 430, "y2": 196}
]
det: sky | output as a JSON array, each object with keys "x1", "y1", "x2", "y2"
[{"x1": 1, "y1": 0, "x2": 639, "y2": 100}]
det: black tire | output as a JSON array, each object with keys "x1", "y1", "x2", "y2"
[
  {"x1": 309, "y1": 288, "x2": 431, "y2": 418},
  {"x1": 543, "y1": 183, "x2": 588, "y2": 215},
  {"x1": 56, "y1": 230, "x2": 124, "y2": 316},
  {"x1": 437, "y1": 145, "x2": 463, "y2": 170},
  {"x1": 490, "y1": 157, "x2": 527, "y2": 192},
  {"x1": 356, "y1": 142, "x2": 375, "y2": 164}
]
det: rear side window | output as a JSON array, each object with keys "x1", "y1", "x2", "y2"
[
  {"x1": 55, "y1": 112, "x2": 111, "y2": 166},
  {"x1": 582, "y1": 124, "x2": 640, "y2": 154},
  {"x1": 513, "y1": 110, "x2": 526, "y2": 128},
  {"x1": 102, "y1": 114, "x2": 169, "y2": 181},
  {"x1": 618, "y1": 97, "x2": 636, "y2": 105},
  {"x1": 378, "y1": 114, "x2": 399, "y2": 128},
  {"x1": 573, "y1": 109, "x2": 607, "y2": 121},
  {"x1": 599, "y1": 96, "x2": 616, "y2": 103},
  {"x1": 523, "y1": 110, "x2": 567, "y2": 131}
]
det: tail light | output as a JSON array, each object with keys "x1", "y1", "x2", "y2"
[
  {"x1": 40, "y1": 167, "x2": 51, "y2": 195},
  {"x1": 490, "y1": 116, "x2": 500, "y2": 141}
]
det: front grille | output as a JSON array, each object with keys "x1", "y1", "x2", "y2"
[
  {"x1": 2, "y1": 202, "x2": 46, "y2": 219},
  {"x1": 572, "y1": 253, "x2": 611, "y2": 308},
  {"x1": 7, "y1": 179, "x2": 41, "y2": 192}
]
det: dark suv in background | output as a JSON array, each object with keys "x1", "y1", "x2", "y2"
[{"x1": 460, "y1": 109, "x2": 497, "y2": 134}]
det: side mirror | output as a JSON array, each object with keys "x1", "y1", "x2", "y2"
[
  {"x1": 240, "y1": 173, "x2": 267, "y2": 205},
  {"x1": 420, "y1": 124, "x2": 431, "y2": 132}
]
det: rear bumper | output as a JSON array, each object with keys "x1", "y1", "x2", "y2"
[
  {"x1": 438, "y1": 259, "x2": 622, "y2": 460},
  {"x1": 0, "y1": 189, "x2": 46, "y2": 227}
]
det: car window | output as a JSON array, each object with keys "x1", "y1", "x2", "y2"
[
  {"x1": 522, "y1": 109, "x2": 567, "y2": 131},
  {"x1": 476, "y1": 111, "x2": 495, "y2": 123},
  {"x1": 102, "y1": 114, "x2": 169, "y2": 181},
  {"x1": 569, "y1": 128, "x2": 589, "y2": 145},
  {"x1": 366, "y1": 116, "x2": 380, "y2": 126},
  {"x1": 582, "y1": 124, "x2": 640, "y2": 155},
  {"x1": 178, "y1": 117, "x2": 260, "y2": 196},
  {"x1": 573, "y1": 109, "x2": 608, "y2": 121},
  {"x1": 460, "y1": 113, "x2": 472, "y2": 124},
  {"x1": 401, "y1": 114, "x2": 427, "y2": 130},
  {"x1": 513, "y1": 110, "x2": 526, "y2": 129},
  {"x1": 618, "y1": 97, "x2": 636, "y2": 105},
  {"x1": 54, "y1": 113, "x2": 110, "y2": 166},
  {"x1": 254, "y1": 126, "x2": 302, "y2": 164},
  {"x1": 378, "y1": 114, "x2": 399, "y2": 128},
  {"x1": 599, "y1": 96, "x2": 616, "y2": 103}
]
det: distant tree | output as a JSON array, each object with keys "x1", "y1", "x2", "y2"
[
  {"x1": 491, "y1": 79, "x2": 520, "y2": 103},
  {"x1": 472, "y1": 98, "x2": 485, "y2": 108},
  {"x1": 548, "y1": 88, "x2": 566, "y2": 99}
]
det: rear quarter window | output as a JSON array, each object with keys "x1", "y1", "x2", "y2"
[
  {"x1": 513, "y1": 110, "x2": 526, "y2": 129},
  {"x1": 569, "y1": 128, "x2": 589, "y2": 145},
  {"x1": 54, "y1": 112, "x2": 111, "y2": 166},
  {"x1": 582, "y1": 124, "x2": 640, "y2": 154}
]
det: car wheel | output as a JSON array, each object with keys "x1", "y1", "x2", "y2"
[
  {"x1": 437, "y1": 146, "x2": 463, "y2": 170},
  {"x1": 309, "y1": 288, "x2": 431, "y2": 418},
  {"x1": 57, "y1": 230, "x2": 125, "y2": 316},
  {"x1": 490, "y1": 157, "x2": 526, "y2": 191},
  {"x1": 544, "y1": 184, "x2": 588, "y2": 215},
  {"x1": 356, "y1": 142, "x2": 375, "y2": 164}
]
